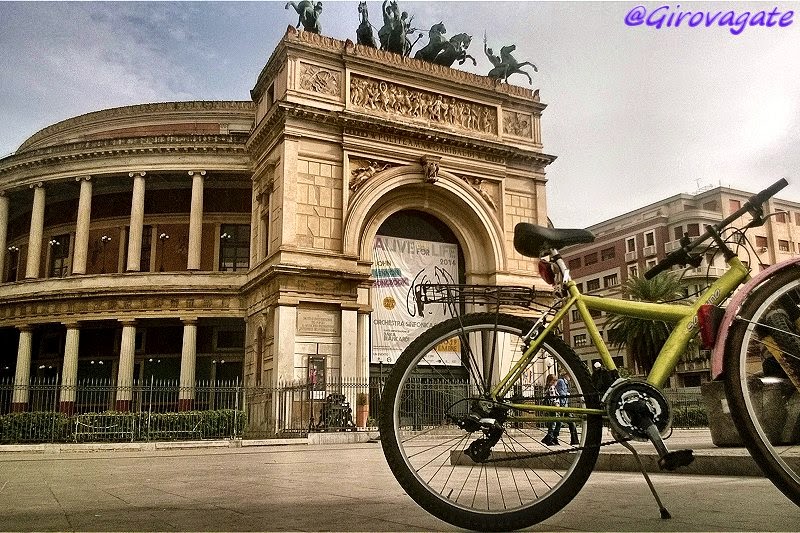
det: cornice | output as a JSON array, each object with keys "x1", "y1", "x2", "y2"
[
  {"x1": 17, "y1": 101, "x2": 256, "y2": 153},
  {"x1": 0, "y1": 133, "x2": 251, "y2": 178}
]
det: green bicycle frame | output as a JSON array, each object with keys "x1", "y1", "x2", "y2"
[{"x1": 493, "y1": 256, "x2": 751, "y2": 414}]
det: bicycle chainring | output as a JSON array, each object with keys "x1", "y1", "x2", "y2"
[{"x1": 603, "y1": 380, "x2": 671, "y2": 441}]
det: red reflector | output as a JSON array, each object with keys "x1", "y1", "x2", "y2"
[
  {"x1": 697, "y1": 304, "x2": 722, "y2": 350},
  {"x1": 538, "y1": 260, "x2": 556, "y2": 285}
]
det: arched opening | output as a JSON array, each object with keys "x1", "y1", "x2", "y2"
[{"x1": 370, "y1": 209, "x2": 467, "y2": 380}]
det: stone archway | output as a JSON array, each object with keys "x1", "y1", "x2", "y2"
[{"x1": 344, "y1": 164, "x2": 506, "y2": 284}]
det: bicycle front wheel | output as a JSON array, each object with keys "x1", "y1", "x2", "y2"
[
  {"x1": 725, "y1": 267, "x2": 800, "y2": 506},
  {"x1": 379, "y1": 313, "x2": 603, "y2": 531}
]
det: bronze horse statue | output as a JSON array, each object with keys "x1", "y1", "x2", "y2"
[
  {"x1": 285, "y1": 1, "x2": 322, "y2": 34},
  {"x1": 357, "y1": 1, "x2": 377, "y2": 47},
  {"x1": 432, "y1": 33, "x2": 476, "y2": 67},
  {"x1": 487, "y1": 44, "x2": 537, "y2": 84},
  {"x1": 414, "y1": 22, "x2": 447, "y2": 62}
]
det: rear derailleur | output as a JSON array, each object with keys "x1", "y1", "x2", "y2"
[{"x1": 449, "y1": 399, "x2": 508, "y2": 463}]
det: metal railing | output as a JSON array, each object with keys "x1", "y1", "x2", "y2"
[{"x1": 0, "y1": 378, "x2": 709, "y2": 443}]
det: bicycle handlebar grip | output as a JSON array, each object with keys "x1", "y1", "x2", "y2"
[{"x1": 749, "y1": 178, "x2": 788, "y2": 206}]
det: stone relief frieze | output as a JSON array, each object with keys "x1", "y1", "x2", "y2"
[
  {"x1": 298, "y1": 63, "x2": 340, "y2": 97},
  {"x1": 350, "y1": 75, "x2": 497, "y2": 135},
  {"x1": 349, "y1": 158, "x2": 394, "y2": 193},
  {"x1": 502, "y1": 110, "x2": 533, "y2": 138}
]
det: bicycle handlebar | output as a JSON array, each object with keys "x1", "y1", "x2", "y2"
[{"x1": 644, "y1": 178, "x2": 789, "y2": 280}]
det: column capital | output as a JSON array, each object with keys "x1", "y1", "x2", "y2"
[
  {"x1": 29, "y1": 182, "x2": 44, "y2": 189},
  {"x1": 62, "y1": 321, "x2": 81, "y2": 329},
  {"x1": 128, "y1": 171, "x2": 147, "y2": 178},
  {"x1": 180, "y1": 317, "x2": 199, "y2": 326},
  {"x1": 75, "y1": 175, "x2": 92, "y2": 183},
  {"x1": 119, "y1": 319, "x2": 138, "y2": 328},
  {"x1": 188, "y1": 170, "x2": 207, "y2": 177},
  {"x1": 17, "y1": 324, "x2": 34, "y2": 333}
]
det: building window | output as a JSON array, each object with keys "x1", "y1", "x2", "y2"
[
  {"x1": 644, "y1": 231, "x2": 655, "y2": 247},
  {"x1": 775, "y1": 211, "x2": 787, "y2": 223},
  {"x1": 584, "y1": 252, "x2": 598, "y2": 266},
  {"x1": 141, "y1": 225, "x2": 153, "y2": 272},
  {"x1": 729, "y1": 199, "x2": 741, "y2": 212},
  {"x1": 779, "y1": 239, "x2": 790, "y2": 252},
  {"x1": 755, "y1": 236, "x2": 768, "y2": 249},
  {"x1": 589, "y1": 308, "x2": 602, "y2": 318},
  {"x1": 568, "y1": 258, "x2": 581, "y2": 270},
  {"x1": 48, "y1": 234, "x2": 71, "y2": 278},
  {"x1": 646, "y1": 258, "x2": 658, "y2": 269},
  {"x1": 586, "y1": 278, "x2": 600, "y2": 291},
  {"x1": 673, "y1": 226, "x2": 683, "y2": 241},
  {"x1": 703, "y1": 200, "x2": 718, "y2": 212},
  {"x1": 5, "y1": 246, "x2": 19, "y2": 282},
  {"x1": 687, "y1": 223, "x2": 700, "y2": 237},
  {"x1": 601, "y1": 247, "x2": 615, "y2": 261},
  {"x1": 628, "y1": 264, "x2": 639, "y2": 278},
  {"x1": 571, "y1": 309, "x2": 580, "y2": 321},
  {"x1": 575, "y1": 282, "x2": 583, "y2": 293},
  {"x1": 573, "y1": 334, "x2": 586, "y2": 347},
  {"x1": 219, "y1": 224, "x2": 251, "y2": 272},
  {"x1": 603, "y1": 273, "x2": 619, "y2": 287},
  {"x1": 795, "y1": 212, "x2": 800, "y2": 226},
  {"x1": 626, "y1": 237, "x2": 636, "y2": 253}
]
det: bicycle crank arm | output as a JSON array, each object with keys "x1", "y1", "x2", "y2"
[{"x1": 623, "y1": 400, "x2": 695, "y2": 471}]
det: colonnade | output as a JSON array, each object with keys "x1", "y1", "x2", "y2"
[
  {"x1": 10, "y1": 318, "x2": 204, "y2": 413},
  {"x1": 0, "y1": 170, "x2": 208, "y2": 279}
]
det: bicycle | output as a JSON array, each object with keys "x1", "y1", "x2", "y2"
[{"x1": 379, "y1": 178, "x2": 800, "y2": 531}]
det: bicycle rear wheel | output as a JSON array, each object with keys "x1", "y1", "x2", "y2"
[
  {"x1": 725, "y1": 267, "x2": 800, "y2": 506},
  {"x1": 379, "y1": 313, "x2": 603, "y2": 531}
]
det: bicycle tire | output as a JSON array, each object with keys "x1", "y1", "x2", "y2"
[
  {"x1": 379, "y1": 313, "x2": 603, "y2": 531},
  {"x1": 724, "y1": 267, "x2": 800, "y2": 506}
]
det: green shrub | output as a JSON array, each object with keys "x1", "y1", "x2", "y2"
[{"x1": 0, "y1": 412, "x2": 71, "y2": 443}]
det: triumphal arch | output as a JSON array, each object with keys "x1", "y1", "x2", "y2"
[{"x1": 244, "y1": 26, "x2": 554, "y2": 419}]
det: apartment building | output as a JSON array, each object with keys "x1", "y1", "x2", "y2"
[{"x1": 562, "y1": 184, "x2": 800, "y2": 388}]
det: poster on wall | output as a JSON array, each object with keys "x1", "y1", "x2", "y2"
[{"x1": 371, "y1": 235, "x2": 460, "y2": 365}]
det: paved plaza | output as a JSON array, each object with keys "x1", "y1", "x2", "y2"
[{"x1": 1, "y1": 433, "x2": 799, "y2": 532}]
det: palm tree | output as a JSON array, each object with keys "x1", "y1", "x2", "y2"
[{"x1": 605, "y1": 272, "x2": 688, "y2": 374}]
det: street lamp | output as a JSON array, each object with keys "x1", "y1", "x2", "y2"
[
  {"x1": 158, "y1": 232, "x2": 169, "y2": 271},
  {"x1": 100, "y1": 235, "x2": 112, "y2": 273}
]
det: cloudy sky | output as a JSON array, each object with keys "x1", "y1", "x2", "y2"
[{"x1": 1, "y1": 1, "x2": 798, "y2": 227}]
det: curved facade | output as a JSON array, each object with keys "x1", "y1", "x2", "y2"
[{"x1": 0, "y1": 28, "x2": 554, "y2": 426}]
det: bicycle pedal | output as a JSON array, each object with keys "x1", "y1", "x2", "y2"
[{"x1": 658, "y1": 449, "x2": 694, "y2": 471}]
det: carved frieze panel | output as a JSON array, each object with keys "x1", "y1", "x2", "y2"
[
  {"x1": 502, "y1": 110, "x2": 533, "y2": 138},
  {"x1": 350, "y1": 75, "x2": 497, "y2": 135},
  {"x1": 457, "y1": 175, "x2": 499, "y2": 211},
  {"x1": 298, "y1": 62, "x2": 341, "y2": 98}
]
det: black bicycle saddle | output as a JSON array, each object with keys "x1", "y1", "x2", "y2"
[{"x1": 513, "y1": 223, "x2": 595, "y2": 257}]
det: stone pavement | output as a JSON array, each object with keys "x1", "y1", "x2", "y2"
[{"x1": 0, "y1": 429, "x2": 798, "y2": 531}]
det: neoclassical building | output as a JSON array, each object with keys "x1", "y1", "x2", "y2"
[{"x1": 0, "y1": 28, "x2": 552, "y2": 418}]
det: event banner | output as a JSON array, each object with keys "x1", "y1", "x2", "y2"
[{"x1": 371, "y1": 235, "x2": 460, "y2": 365}]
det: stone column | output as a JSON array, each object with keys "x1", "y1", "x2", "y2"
[
  {"x1": 71, "y1": 177, "x2": 93, "y2": 275},
  {"x1": 115, "y1": 320, "x2": 137, "y2": 411},
  {"x1": 341, "y1": 306, "x2": 359, "y2": 410},
  {"x1": 187, "y1": 171, "x2": 205, "y2": 270},
  {"x1": 178, "y1": 318, "x2": 198, "y2": 411},
  {"x1": 273, "y1": 304, "x2": 297, "y2": 434},
  {"x1": 357, "y1": 310, "x2": 370, "y2": 382},
  {"x1": 126, "y1": 172, "x2": 146, "y2": 272},
  {"x1": 59, "y1": 323, "x2": 80, "y2": 415},
  {"x1": 0, "y1": 191, "x2": 8, "y2": 277},
  {"x1": 25, "y1": 183, "x2": 45, "y2": 279},
  {"x1": 11, "y1": 325, "x2": 33, "y2": 412}
]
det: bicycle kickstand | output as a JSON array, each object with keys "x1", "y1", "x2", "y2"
[{"x1": 615, "y1": 434, "x2": 671, "y2": 519}]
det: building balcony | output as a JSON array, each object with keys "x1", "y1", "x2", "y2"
[
  {"x1": 642, "y1": 245, "x2": 656, "y2": 257},
  {"x1": 624, "y1": 251, "x2": 637, "y2": 262}
]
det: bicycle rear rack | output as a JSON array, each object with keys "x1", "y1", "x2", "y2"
[{"x1": 413, "y1": 284, "x2": 548, "y2": 315}]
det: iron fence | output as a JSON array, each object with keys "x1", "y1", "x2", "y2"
[{"x1": 0, "y1": 377, "x2": 709, "y2": 443}]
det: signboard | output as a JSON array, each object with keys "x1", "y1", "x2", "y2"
[{"x1": 371, "y1": 235, "x2": 460, "y2": 365}]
